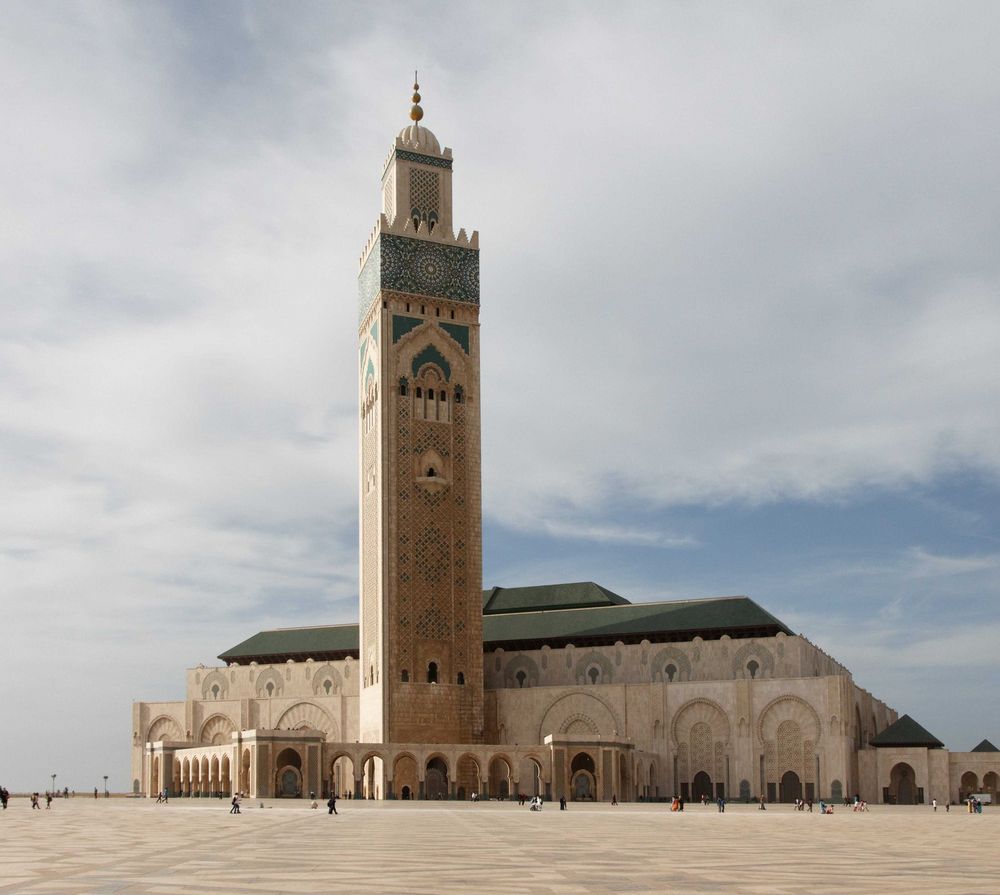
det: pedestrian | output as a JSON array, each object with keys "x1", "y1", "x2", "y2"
[
  {"x1": 559, "y1": 795, "x2": 567, "y2": 810},
  {"x1": 46, "y1": 792, "x2": 52, "y2": 809},
  {"x1": 611, "y1": 793, "x2": 618, "y2": 806},
  {"x1": 230, "y1": 794, "x2": 241, "y2": 814},
  {"x1": 758, "y1": 796, "x2": 766, "y2": 811},
  {"x1": 717, "y1": 796, "x2": 725, "y2": 812},
  {"x1": 0, "y1": 787, "x2": 8, "y2": 809},
  {"x1": 94, "y1": 787, "x2": 98, "y2": 799},
  {"x1": 155, "y1": 790, "x2": 164, "y2": 804},
  {"x1": 31, "y1": 793, "x2": 41, "y2": 809},
  {"x1": 327, "y1": 793, "x2": 338, "y2": 815},
  {"x1": 932, "y1": 798, "x2": 937, "y2": 812}
]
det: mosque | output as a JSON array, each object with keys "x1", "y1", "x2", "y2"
[{"x1": 133, "y1": 84, "x2": 999, "y2": 806}]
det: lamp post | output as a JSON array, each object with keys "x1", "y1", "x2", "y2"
[
  {"x1": 103, "y1": 775, "x2": 109, "y2": 798},
  {"x1": 51, "y1": 773, "x2": 56, "y2": 796}
]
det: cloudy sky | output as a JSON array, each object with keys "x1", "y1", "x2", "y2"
[{"x1": 2, "y1": 2, "x2": 999, "y2": 792}]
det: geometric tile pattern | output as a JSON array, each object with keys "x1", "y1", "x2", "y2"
[
  {"x1": 359, "y1": 234, "x2": 479, "y2": 320},
  {"x1": 392, "y1": 149, "x2": 453, "y2": 170}
]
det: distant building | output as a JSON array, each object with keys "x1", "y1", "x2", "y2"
[{"x1": 133, "y1": 84, "x2": 998, "y2": 806}]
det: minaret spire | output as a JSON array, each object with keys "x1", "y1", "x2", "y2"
[{"x1": 410, "y1": 72, "x2": 423, "y2": 123}]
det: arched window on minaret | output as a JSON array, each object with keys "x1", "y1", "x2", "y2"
[
  {"x1": 413, "y1": 366, "x2": 451, "y2": 423},
  {"x1": 427, "y1": 662, "x2": 438, "y2": 684}
]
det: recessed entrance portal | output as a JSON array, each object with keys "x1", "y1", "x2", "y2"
[
  {"x1": 489, "y1": 756, "x2": 511, "y2": 799},
  {"x1": 779, "y1": 770, "x2": 802, "y2": 803},
  {"x1": 889, "y1": 762, "x2": 916, "y2": 805},
  {"x1": 275, "y1": 747, "x2": 302, "y2": 798},
  {"x1": 571, "y1": 752, "x2": 596, "y2": 801},
  {"x1": 692, "y1": 771, "x2": 713, "y2": 801},
  {"x1": 426, "y1": 757, "x2": 449, "y2": 799}
]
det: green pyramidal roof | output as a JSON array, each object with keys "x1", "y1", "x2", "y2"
[
  {"x1": 219, "y1": 623, "x2": 360, "y2": 664},
  {"x1": 870, "y1": 714, "x2": 944, "y2": 749},
  {"x1": 971, "y1": 738, "x2": 999, "y2": 752},
  {"x1": 481, "y1": 595, "x2": 790, "y2": 649},
  {"x1": 218, "y1": 585, "x2": 794, "y2": 665},
  {"x1": 482, "y1": 582, "x2": 630, "y2": 614}
]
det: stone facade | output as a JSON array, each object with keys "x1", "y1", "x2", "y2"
[{"x1": 132, "y1": 91, "x2": 999, "y2": 807}]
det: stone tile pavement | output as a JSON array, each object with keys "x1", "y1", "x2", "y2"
[{"x1": 0, "y1": 799, "x2": 995, "y2": 894}]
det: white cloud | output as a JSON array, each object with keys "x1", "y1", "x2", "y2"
[
  {"x1": 906, "y1": 547, "x2": 1000, "y2": 578},
  {"x1": 2, "y1": 2, "x2": 999, "y2": 788}
]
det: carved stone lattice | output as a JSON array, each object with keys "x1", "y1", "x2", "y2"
[
  {"x1": 677, "y1": 743, "x2": 689, "y2": 786},
  {"x1": 803, "y1": 739, "x2": 815, "y2": 783},
  {"x1": 776, "y1": 720, "x2": 803, "y2": 778},
  {"x1": 383, "y1": 169, "x2": 395, "y2": 220},
  {"x1": 361, "y1": 427, "x2": 378, "y2": 684},
  {"x1": 690, "y1": 722, "x2": 713, "y2": 776},
  {"x1": 409, "y1": 168, "x2": 440, "y2": 219}
]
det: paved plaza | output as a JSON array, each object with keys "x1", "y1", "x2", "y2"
[{"x1": 0, "y1": 799, "x2": 996, "y2": 894}]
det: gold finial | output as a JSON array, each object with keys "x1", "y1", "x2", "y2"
[{"x1": 410, "y1": 70, "x2": 423, "y2": 122}]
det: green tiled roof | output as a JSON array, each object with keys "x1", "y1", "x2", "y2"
[
  {"x1": 218, "y1": 589, "x2": 793, "y2": 664},
  {"x1": 971, "y1": 738, "x2": 999, "y2": 753},
  {"x1": 870, "y1": 714, "x2": 944, "y2": 749},
  {"x1": 482, "y1": 582, "x2": 630, "y2": 615},
  {"x1": 482, "y1": 596, "x2": 791, "y2": 648},
  {"x1": 219, "y1": 624, "x2": 359, "y2": 664}
]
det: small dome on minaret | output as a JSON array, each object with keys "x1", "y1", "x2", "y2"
[{"x1": 397, "y1": 73, "x2": 441, "y2": 155}]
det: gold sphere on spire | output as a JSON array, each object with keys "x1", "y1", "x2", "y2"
[{"x1": 410, "y1": 74, "x2": 423, "y2": 122}]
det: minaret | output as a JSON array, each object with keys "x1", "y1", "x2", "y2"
[{"x1": 356, "y1": 79, "x2": 483, "y2": 745}]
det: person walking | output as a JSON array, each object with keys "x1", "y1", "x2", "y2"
[
  {"x1": 31, "y1": 793, "x2": 40, "y2": 809},
  {"x1": 45, "y1": 792, "x2": 52, "y2": 809},
  {"x1": 611, "y1": 793, "x2": 618, "y2": 806},
  {"x1": 327, "y1": 793, "x2": 338, "y2": 815},
  {"x1": 717, "y1": 796, "x2": 725, "y2": 813},
  {"x1": 559, "y1": 795, "x2": 567, "y2": 810},
  {"x1": 230, "y1": 794, "x2": 241, "y2": 814}
]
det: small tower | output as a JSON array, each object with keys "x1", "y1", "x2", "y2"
[{"x1": 356, "y1": 79, "x2": 483, "y2": 745}]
